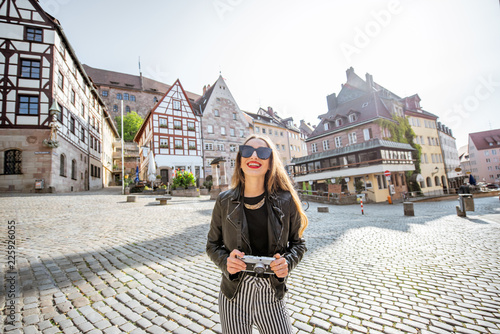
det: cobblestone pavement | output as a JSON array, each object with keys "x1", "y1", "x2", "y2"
[{"x1": 1, "y1": 188, "x2": 499, "y2": 334}]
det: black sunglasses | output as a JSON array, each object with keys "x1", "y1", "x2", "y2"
[{"x1": 239, "y1": 145, "x2": 272, "y2": 160}]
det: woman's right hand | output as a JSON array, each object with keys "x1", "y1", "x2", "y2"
[{"x1": 227, "y1": 249, "x2": 247, "y2": 275}]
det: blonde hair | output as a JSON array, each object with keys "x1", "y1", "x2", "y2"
[{"x1": 231, "y1": 134, "x2": 308, "y2": 237}]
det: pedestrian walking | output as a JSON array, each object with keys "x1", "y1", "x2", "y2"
[{"x1": 206, "y1": 134, "x2": 308, "y2": 334}]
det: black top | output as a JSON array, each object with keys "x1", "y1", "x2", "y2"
[{"x1": 243, "y1": 192, "x2": 269, "y2": 256}]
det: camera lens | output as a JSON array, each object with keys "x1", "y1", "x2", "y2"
[{"x1": 254, "y1": 262, "x2": 265, "y2": 274}]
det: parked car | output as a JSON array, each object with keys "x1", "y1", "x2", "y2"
[{"x1": 485, "y1": 183, "x2": 500, "y2": 189}]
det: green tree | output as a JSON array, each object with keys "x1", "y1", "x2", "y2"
[
  {"x1": 116, "y1": 111, "x2": 143, "y2": 142},
  {"x1": 376, "y1": 115, "x2": 422, "y2": 193}
]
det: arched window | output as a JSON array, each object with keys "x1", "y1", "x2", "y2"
[
  {"x1": 426, "y1": 177, "x2": 432, "y2": 187},
  {"x1": 441, "y1": 175, "x2": 447, "y2": 188},
  {"x1": 4, "y1": 149, "x2": 22, "y2": 174},
  {"x1": 60, "y1": 154, "x2": 66, "y2": 177},
  {"x1": 434, "y1": 176, "x2": 440, "y2": 186},
  {"x1": 71, "y1": 159, "x2": 77, "y2": 180},
  {"x1": 125, "y1": 106, "x2": 130, "y2": 113},
  {"x1": 113, "y1": 105, "x2": 118, "y2": 112}
]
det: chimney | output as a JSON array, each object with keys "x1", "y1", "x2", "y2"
[
  {"x1": 267, "y1": 106, "x2": 274, "y2": 117},
  {"x1": 326, "y1": 93, "x2": 337, "y2": 111},
  {"x1": 365, "y1": 73, "x2": 374, "y2": 92},
  {"x1": 346, "y1": 67, "x2": 355, "y2": 79},
  {"x1": 203, "y1": 85, "x2": 206, "y2": 95}
]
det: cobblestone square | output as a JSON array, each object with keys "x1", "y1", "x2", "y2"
[{"x1": 1, "y1": 188, "x2": 499, "y2": 333}]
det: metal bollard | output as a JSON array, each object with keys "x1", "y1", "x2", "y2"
[{"x1": 403, "y1": 202, "x2": 414, "y2": 216}]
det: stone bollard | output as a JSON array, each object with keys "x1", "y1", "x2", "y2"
[
  {"x1": 403, "y1": 202, "x2": 414, "y2": 216},
  {"x1": 127, "y1": 195, "x2": 137, "y2": 202},
  {"x1": 318, "y1": 207, "x2": 329, "y2": 213}
]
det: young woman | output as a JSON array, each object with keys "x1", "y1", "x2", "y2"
[{"x1": 206, "y1": 134, "x2": 308, "y2": 334}]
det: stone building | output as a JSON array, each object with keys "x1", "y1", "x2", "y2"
[
  {"x1": 82, "y1": 65, "x2": 200, "y2": 121},
  {"x1": 0, "y1": 0, "x2": 118, "y2": 193},
  {"x1": 194, "y1": 75, "x2": 250, "y2": 187}
]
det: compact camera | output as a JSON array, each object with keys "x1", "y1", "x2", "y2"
[{"x1": 240, "y1": 255, "x2": 275, "y2": 275}]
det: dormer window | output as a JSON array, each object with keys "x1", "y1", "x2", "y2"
[
  {"x1": 335, "y1": 119, "x2": 342, "y2": 127},
  {"x1": 349, "y1": 114, "x2": 357, "y2": 122},
  {"x1": 324, "y1": 123, "x2": 329, "y2": 131}
]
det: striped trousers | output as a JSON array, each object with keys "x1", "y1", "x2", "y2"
[{"x1": 218, "y1": 275, "x2": 293, "y2": 334}]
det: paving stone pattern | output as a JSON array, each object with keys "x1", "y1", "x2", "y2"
[{"x1": 1, "y1": 188, "x2": 499, "y2": 333}]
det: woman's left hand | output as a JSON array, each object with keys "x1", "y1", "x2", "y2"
[{"x1": 270, "y1": 254, "x2": 288, "y2": 278}]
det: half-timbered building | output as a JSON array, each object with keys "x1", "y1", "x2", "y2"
[
  {"x1": 0, "y1": 0, "x2": 118, "y2": 192},
  {"x1": 134, "y1": 79, "x2": 202, "y2": 186}
]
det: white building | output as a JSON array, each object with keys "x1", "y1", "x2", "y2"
[
  {"x1": 437, "y1": 122, "x2": 462, "y2": 191},
  {"x1": 0, "y1": 0, "x2": 118, "y2": 192},
  {"x1": 134, "y1": 80, "x2": 203, "y2": 185}
]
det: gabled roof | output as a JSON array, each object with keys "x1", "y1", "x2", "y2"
[
  {"x1": 195, "y1": 82, "x2": 215, "y2": 114},
  {"x1": 134, "y1": 79, "x2": 196, "y2": 142},
  {"x1": 310, "y1": 92, "x2": 393, "y2": 140},
  {"x1": 469, "y1": 128, "x2": 500, "y2": 151},
  {"x1": 82, "y1": 65, "x2": 200, "y2": 102},
  {"x1": 246, "y1": 108, "x2": 300, "y2": 133},
  {"x1": 299, "y1": 120, "x2": 314, "y2": 136}
]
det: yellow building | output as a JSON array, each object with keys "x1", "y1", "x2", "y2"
[
  {"x1": 244, "y1": 107, "x2": 306, "y2": 170},
  {"x1": 403, "y1": 95, "x2": 447, "y2": 195}
]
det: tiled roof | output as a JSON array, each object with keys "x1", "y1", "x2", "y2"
[
  {"x1": 82, "y1": 64, "x2": 200, "y2": 102},
  {"x1": 195, "y1": 83, "x2": 215, "y2": 114},
  {"x1": 309, "y1": 92, "x2": 393, "y2": 140},
  {"x1": 291, "y1": 139, "x2": 415, "y2": 164},
  {"x1": 469, "y1": 128, "x2": 500, "y2": 151}
]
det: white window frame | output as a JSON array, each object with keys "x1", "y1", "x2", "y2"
[
  {"x1": 322, "y1": 140, "x2": 330, "y2": 150},
  {"x1": 207, "y1": 125, "x2": 214, "y2": 134},
  {"x1": 349, "y1": 132, "x2": 357, "y2": 144},
  {"x1": 335, "y1": 136, "x2": 342, "y2": 148},
  {"x1": 311, "y1": 143, "x2": 317, "y2": 153},
  {"x1": 363, "y1": 128, "x2": 372, "y2": 141}
]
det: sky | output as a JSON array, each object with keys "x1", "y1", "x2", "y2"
[{"x1": 41, "y1": 0, "x2": 500, "y2": 149}]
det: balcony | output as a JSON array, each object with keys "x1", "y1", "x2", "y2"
[{"x1": 291, "y1": 139, "x2": 416, "y2": 182}]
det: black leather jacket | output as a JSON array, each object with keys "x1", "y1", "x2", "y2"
[{"x1": 206, "y1": 186, "x2": 306, "y2": 300}]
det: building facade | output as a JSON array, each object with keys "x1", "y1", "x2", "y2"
[
  {"x1": 293, "y1": 68, "x2": 416, "y2": 203},
  {"x1": 437, "y1": 121, "x2": 462, "y2": 190},
  {"x1": 83, "y1": 65, "x2": 200, "y2": 121},
  {"x1": 245, "y1": 107, "x2": 306, "y2": 171},
  {"x1": 134, "y1": 79, "x2": 203, "y2": 186},
  {"x1": 403, "y1": 95, "x2": 447, "y2": 195},
  {"x1": 468, "y1": 129, "x2": 500, "y2": 184},
  {"x1": 0, "y1": 0, "x2": 118, "y2": 193},
  {"x1": 195, "y1": 76, "x2": 250, "y2": 186}
]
